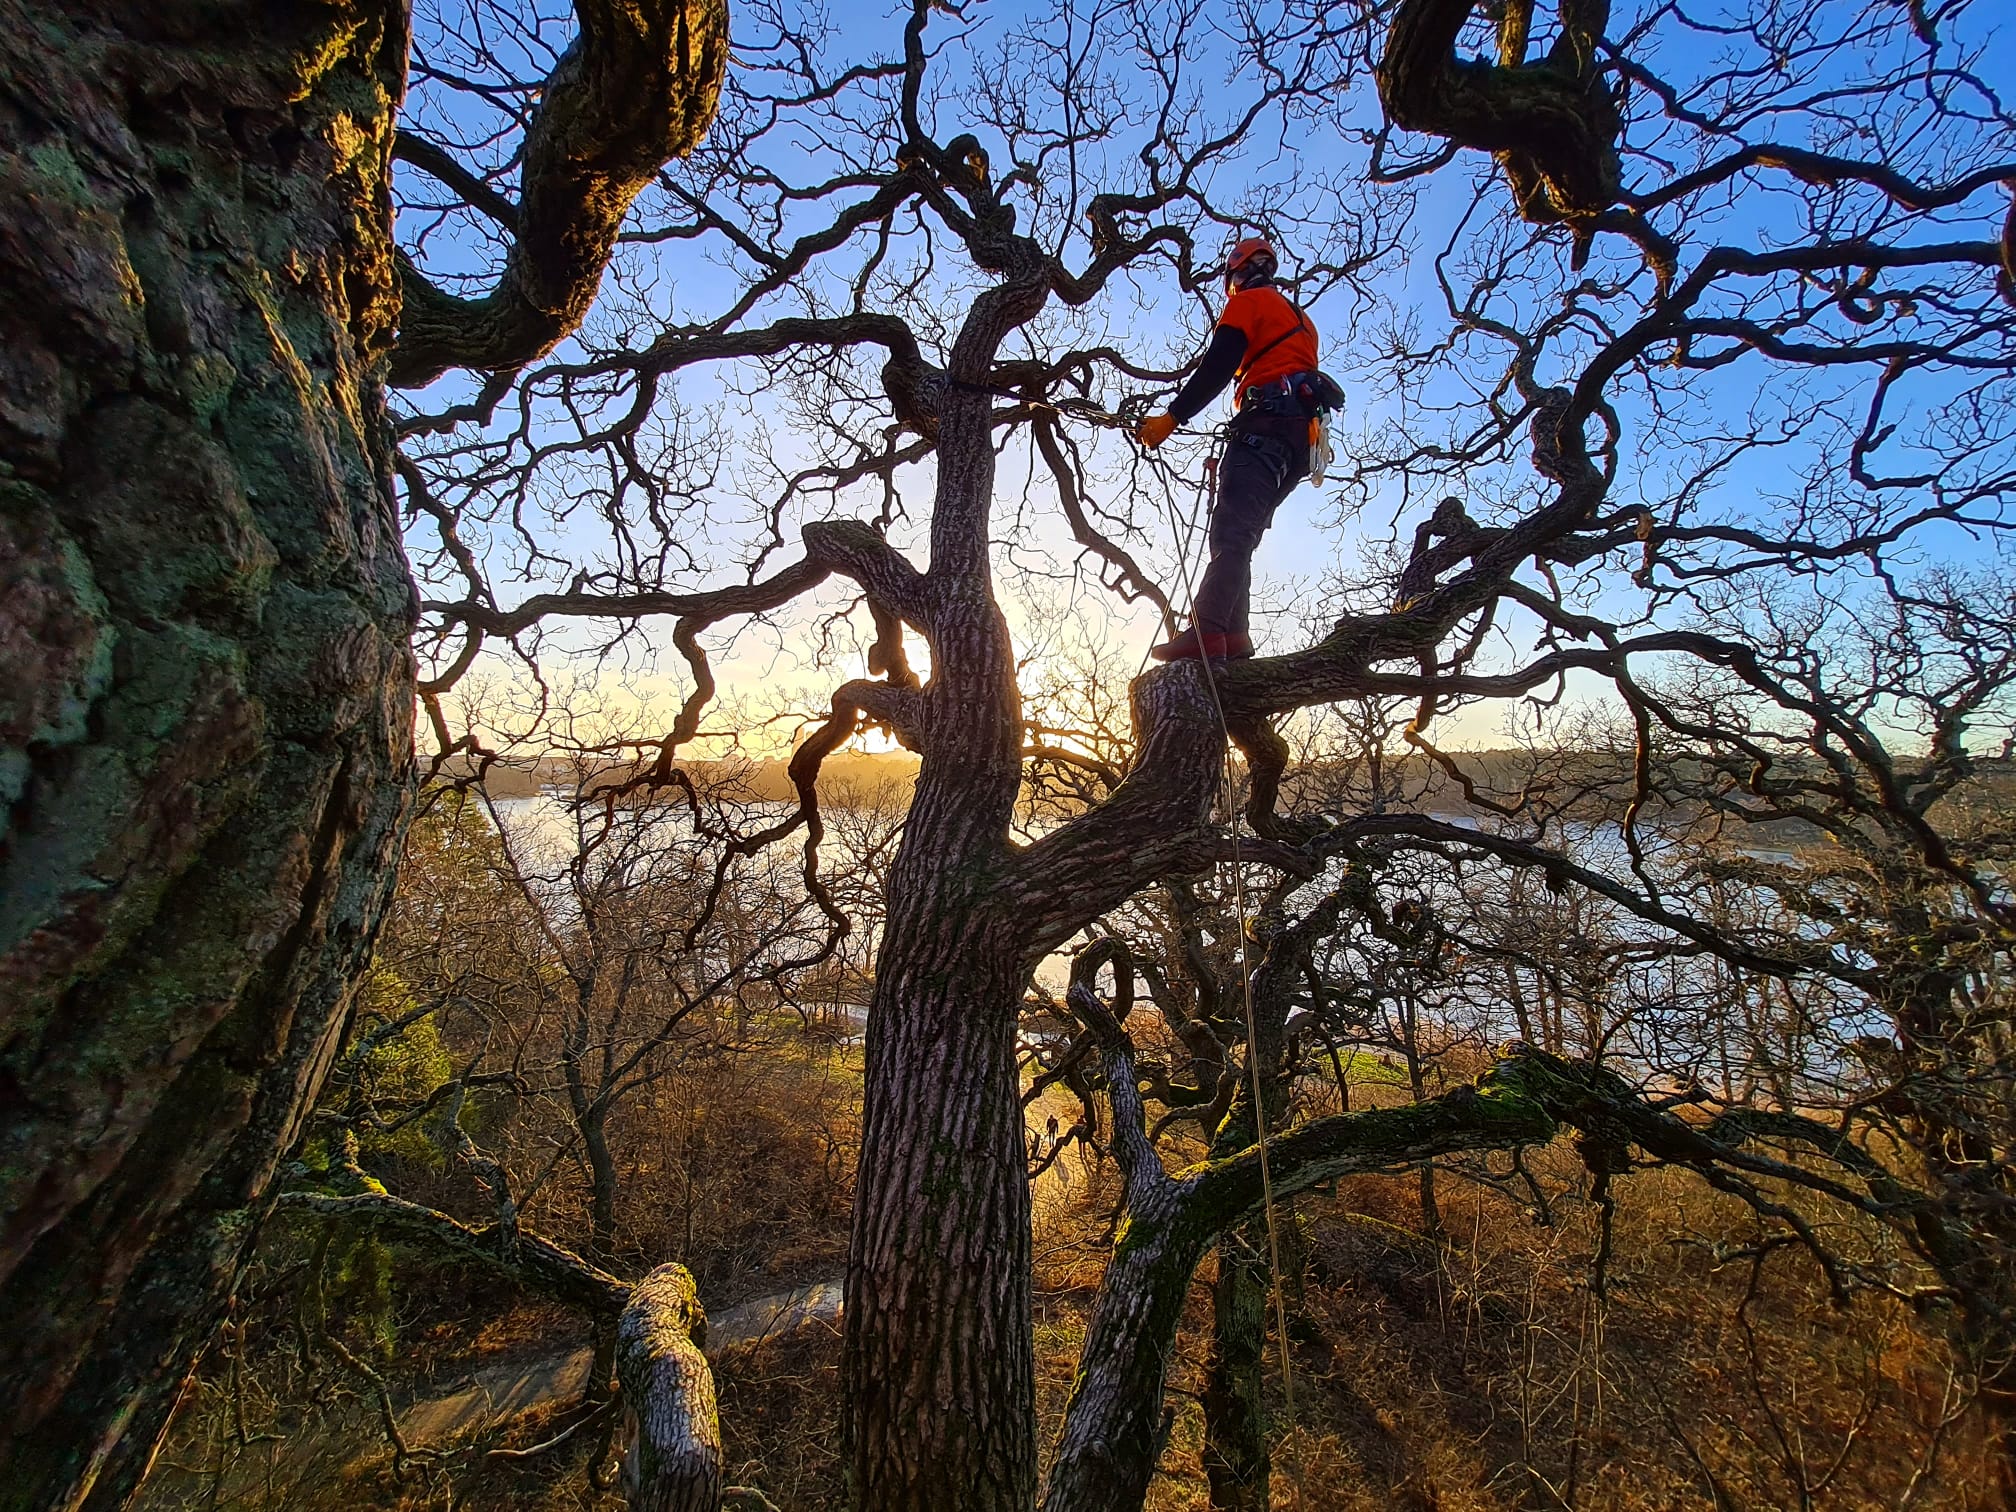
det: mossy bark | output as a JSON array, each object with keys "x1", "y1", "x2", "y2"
[
  {"x1": 0, "y1": 4, "x2": 414, "y2": 1505},
  {"x1": 1042, "y1": 1050, "x2": 1560, "y2": 1512},
  {"x1": 1201, "y1": 1233, "x2": 1272, "y2": 1511}
]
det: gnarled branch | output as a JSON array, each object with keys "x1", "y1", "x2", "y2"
[
  {"x1": 1378, "y1": 0, "x2": 1620, "y2": 257},
  {"x1": 392, "y1": 0, "x2": 729, "y2": 386}
]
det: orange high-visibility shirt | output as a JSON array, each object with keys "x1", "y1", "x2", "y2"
[{"x1": 1220, "y1": 287, "x2": 1319, "y2": 400}]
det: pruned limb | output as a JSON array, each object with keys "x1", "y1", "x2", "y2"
[
  {"x1": 617, "y1": 1264, "x2": 723, "y2": 1512},
  {"x1": 1007, "y1": 661, "x2": 1226, "y2": 949},
  {"x1": 392, "y1": 0, "x2": 729, "y2": 386},
  {"x1": 836, "y1": 678, "x2": 927, "y2": 752}
]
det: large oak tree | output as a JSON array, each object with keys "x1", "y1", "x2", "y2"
[
  {"x1": 5, "y1": 0, "x2": 2013, "y2": 1509},
  {"x1": 0, "y1": 2, "x2": 723, "y2": 1505}
]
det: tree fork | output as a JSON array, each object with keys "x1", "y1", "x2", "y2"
[
  {"x1": 1378, "y1": 0, "x2": 1621, "y2": 253},
  {"x1": 390, "y1": 0, "x2": 730, "y2": 386}
]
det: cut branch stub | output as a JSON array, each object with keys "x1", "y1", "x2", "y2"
[
  {"x1": 392, "y1": 0, "x2": 729, "y2": 386},
  {"x1": 618, "y1": 1263, "x2": 724, "y2": 1512},
  {"x1": 1378, "y1": 0, "x2": 1621, "y2": 257}
]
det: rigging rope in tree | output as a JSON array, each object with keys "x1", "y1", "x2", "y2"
[{"x1": 1153, "y1": 447, "x2": 1301, "y2": 1442}]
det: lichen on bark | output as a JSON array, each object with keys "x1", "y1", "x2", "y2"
[{"x1": 0, "y1": 4, "x2": 414, "y2": 1504}]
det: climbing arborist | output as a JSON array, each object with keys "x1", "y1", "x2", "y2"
[{"x1": 1136, "y1": 237, "x2": 1338, "y2": 661}]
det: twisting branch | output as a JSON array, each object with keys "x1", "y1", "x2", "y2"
[
  {"x1": 1065, "y1": 940, "x2": 1161, "y2": 1205},
  {"x1": 1377, "y1": 0, "x2": 1621, "y2": 258},
  {"x1": 392, "y1": 0, "x2": 730, "y2": 386}
]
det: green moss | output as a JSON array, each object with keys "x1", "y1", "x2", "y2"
[{"x1": 24, "y1": 139, "x2": 98, "y2": 207}]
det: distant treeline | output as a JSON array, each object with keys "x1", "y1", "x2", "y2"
[
  {"x1": 440, "y1": 745, "x2": 2010, "y2": 838},
  {"x1": 437, "y1": 749, "x2": 923, "y2": 803}
]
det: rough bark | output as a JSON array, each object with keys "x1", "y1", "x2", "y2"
[
  {"x1": 1201, "y1": 1239, "x2": 1271, "y2": 1512},
  {"x1": 1041, "y1": 1007, "x2": 1565, "y2": 1512},
  {"x1": 844, "y1": 928, "x2": 1036, "y2": 1512},
  {"x1": 1378, "y1": 0, "x2": 1620, "y2": 241},
  {"x1": 840, "y1": 365, "x2": 1041, "y2": 1511},
  {"x1": 0, "y1": 4, "x2": 414, "y2": 1506},
  {"x1": 618, "y1": 1264, "x2": 723, "y2": 1512},
  {"x1": 1886, "y1": 966, "x2": 2016, "y2": 1500}
]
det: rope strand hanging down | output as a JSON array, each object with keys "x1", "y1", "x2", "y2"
[{"x1": 1153, "y1": 452, "x2": 1298, "y2": 1428}]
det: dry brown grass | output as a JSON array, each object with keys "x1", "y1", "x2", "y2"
[
  {"x1": 1024, "y1": 1138, "x2": 1987, "y2": 1512},
  {"x1": 143, "y1": 1053, "x2": 1992, "y2": 1512}
]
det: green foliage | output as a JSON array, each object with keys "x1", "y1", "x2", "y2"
[
  {"x1": 345, "y1": 969, "x2": 454, "y2": 1168},
  {"x1": 323, "y1": 1219, "x2": 399, "y2": 1359},
  {"x1": 1335, "y1": 1050, "x2": 1409, "y2": 1088},
  {"x1": 401, "y1": 786, "x2": 511, "y2": 896}
]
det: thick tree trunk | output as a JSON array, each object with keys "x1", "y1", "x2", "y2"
[
  {"x1": 1201, "y1": 1233, "x2": 1272, "y2": 1512},
  {"x1": 844, "y1": 937, "x2": 1035, "y2": 1511},
  {"x1": 840, "y1": 374, "x2": 1037, "y2": 1511},
  {"x1": 0, "y1": 4, "x2": 413, "y2": 1505},
  {"x1": 1889, "y1": 966, "x2": 2016, "y2": 1498}
]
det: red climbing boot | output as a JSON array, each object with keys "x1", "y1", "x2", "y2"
[{"x1": 1147, "y1": 627, "x2": 1254, "y2": 663}]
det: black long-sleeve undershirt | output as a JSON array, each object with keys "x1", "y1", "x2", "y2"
[{"x1": 1168, "y1": 324, "x2": 1248, "y2": 423}]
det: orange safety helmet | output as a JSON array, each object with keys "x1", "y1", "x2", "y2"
[{"x1": 1225, "y1": 236, "x2": 1278, "y2": 286}]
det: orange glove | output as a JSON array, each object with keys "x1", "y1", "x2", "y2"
[{"x1": 1136, "y1": 412, "x2": 1177, "y2": 449}]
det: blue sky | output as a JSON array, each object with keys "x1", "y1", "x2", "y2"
[{"x1": 396, "y1": 0, "x2": 2016, "y2": 757}]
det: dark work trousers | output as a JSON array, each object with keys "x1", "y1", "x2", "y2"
[{"x1": 1189, "y1": 411, "x2": 1311, "y2": 638}]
